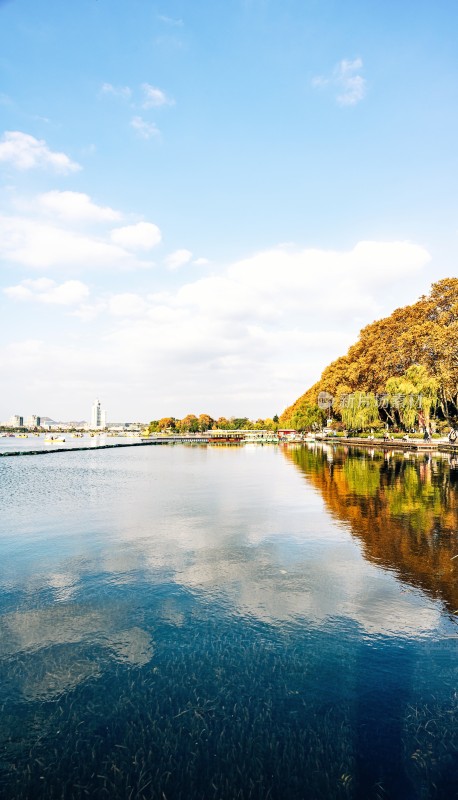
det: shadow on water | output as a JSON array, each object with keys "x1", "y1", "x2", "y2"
[{"x1": 353, "y1": 644, "x2": 415, "y2": 798}]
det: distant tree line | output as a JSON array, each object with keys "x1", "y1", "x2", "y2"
[{"x1": 147, "y1": 414, "x2": 280, "y2": 435}]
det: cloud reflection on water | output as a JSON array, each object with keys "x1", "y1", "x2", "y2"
[{"x1": 0, "y1": 445, "x2": 453, "y2": 700}]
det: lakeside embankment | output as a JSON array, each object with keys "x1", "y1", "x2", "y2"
[
  {"x1": 321, "y1": 436, "x2": 458, "y2": 454},
  {"x1": 2, "y1": 434, "x2": 458, "y2": 458}
]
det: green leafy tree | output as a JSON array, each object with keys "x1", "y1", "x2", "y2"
[
  {"x1": 264, "y1": 417, "x2": 279, "y2": 431},
  {"x1": 231, "y1": 417, "x2": 252, "y2": 429},
  {"x1": 386, "y1": 365, "x2": 438, "y2": 429},
  {"x1": 215, "y1": 417, "x2": 230, "y2": 429},
  {"x1": 289, "y1": 401, "x2": 325, "y2": 432},
  {"x1": 340, "y1": 392, "x2": 380, "y2": 431}
]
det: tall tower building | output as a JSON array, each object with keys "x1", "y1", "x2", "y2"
[{"x1": 91, "y1": 399, "x2": 106, "y2": 429}]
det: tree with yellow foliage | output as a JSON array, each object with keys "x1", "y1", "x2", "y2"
[{"x1": 281, "y1": 279, "x2": 458, "y2": 429}]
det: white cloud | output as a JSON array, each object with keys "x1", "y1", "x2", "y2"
[
  {"x1": 71, "y1": 301, "x2": 107, "y2": 321},
  {"x1": 0, "y1": 131, "x2": 81, "y2": 172},
  {"x1": 4, "y1": 284, "x2": 35, "y2": 301},
  {"x1": 193, "y1": 257, "x2": 210, "y2": 266},
  {"x1": 42, "y1": 280, "x2": 90, "y2": 305},
  {"x1": 1, "y1": 338, "x2": 45, "y2": 366},
  {"x1": 335, "y1": 58, "x2": 367, "y2": 106},
  {"x1": 1, "y1": 238, "x2": 432, "y2": 419},
  {"x1": 110, "y1": 221, "x2": 162, "y2": 251},
  {"x1": 38, "y1": 191, "x2": 122, "y2": 223},
  {"x1": 97, "y1": 240, "x2": 429, "y2": 408},
  {"x1": 158, "y1": 15, "x2": 183, "y2": 26},
  {"x1": 312, "y1": 58, "x2": 367, "y2": 107},
  {"x1": 165, "y1": 248, "x2": 193, "y2": 269},
  {"x1": 0, "y1": 215, "x2": 154, "y2": 271},
  {"x1": 174, "y1": 275, "x2": 268, "y2": 319},
  {"x1": 130, "y1": 116, "x2": 160, "y2": 139},
  {"x1": 311, "y1": 76, "x2": 329, "y2": 89},
  {"x1": 108, "y1": 293, "x2": 147, "y2": 317},
  {"x1": 101, "y1": 83, "x2": 132, "y2": 99},
  {"x1": 141, "y1": 83, "x2": 174, "y2": 108},
  {"x1": 224, "y1": 241, "x2": 429, "y2": 309},
  {"x1": 4, "y1": 278, "x2": 89, "y2": 305}
]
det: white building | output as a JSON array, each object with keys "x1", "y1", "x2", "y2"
[
  {"x1": 90, "y1": 399, "x2": 107, "y2": 429},
  {"x1": 26, "y1": 415, "x2": 41, "y2": 428},
  {"x1": 9, "y1": 414, "x2": 24, "y2": 428}
]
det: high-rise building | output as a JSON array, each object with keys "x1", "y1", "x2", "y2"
[
  {"x1": 91, "y1": 399, "x2": 107, "y2": 429},
  {"x1": 9, "y1": 414, "x2": 23, "y2": 428},
  {"x1": 26, "y1": 415, "x2": 41, "y2": 428}
]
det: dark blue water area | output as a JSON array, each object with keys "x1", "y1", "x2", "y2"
[
  {"x1": 1, "y1": 580, "x2": 457, "y2": 800},
  {"x1": 1, "y1": 445, "x2": 458, "y2": 799}
]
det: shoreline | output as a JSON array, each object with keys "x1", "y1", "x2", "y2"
[
  {"x1": 1, "y1": 434, "x2": 458, "y2": 458},
  {"x1": 320, "y1": 436, "x2": 457, "y2": 454}
]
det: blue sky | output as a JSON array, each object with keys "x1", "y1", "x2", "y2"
[{"x1": 1, "y1": 0, "x2": 457, "y2": 422}]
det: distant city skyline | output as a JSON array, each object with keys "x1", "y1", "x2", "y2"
[
  {"x1": 2, "y1": 400, "x2": 148, "y2": 428},
  {"x1": 4, "y1": 399, "x2": 109, "y2": 426},
  {"x1": 1, "y1": 1, "x2": 458, "y2": 420}
]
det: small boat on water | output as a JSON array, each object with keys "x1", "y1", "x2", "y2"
[{"x1": 44, "y1": 436, "x2": 66, "y2": 443}]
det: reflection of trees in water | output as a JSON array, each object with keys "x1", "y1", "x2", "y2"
[{"x1": 285, "y1": 445, "x2": 458, "y2": 613}]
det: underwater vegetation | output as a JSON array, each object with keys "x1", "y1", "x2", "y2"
[
  {"x1": 1, "y1": 590, "x2": 457, "y2": 800},
  {"x1": 1, "y1": 445, "x2": 457, "y2": 799}
]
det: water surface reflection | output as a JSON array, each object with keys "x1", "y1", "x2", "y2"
[
  {"x1": 0, "y1": 445, "x2": 456, "y2": 799},
  {"x1": 285, "y1": 444, "x2": 458, "y2": 614}
]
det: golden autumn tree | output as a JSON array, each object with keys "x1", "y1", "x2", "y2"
[
  {"x1": 157, "y1": 417, "x2": 177, "y2": 432},
  {"x1": 197, "y1": 414, "x2": 214, "y2": 431},
  {"x1": 281, "y1": 278, "x2": 458, "y2": 426},
  {"x1": 179, "y1": 414, "x2": 199, "y2": 433}
]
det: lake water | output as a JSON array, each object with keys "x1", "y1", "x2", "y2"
[
  {"x1": 0, "y1": 433, "x2": 142, "y2": 454},
  {"x1": 0, "y1": 443, "x2": 457, "y2": 799}
]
